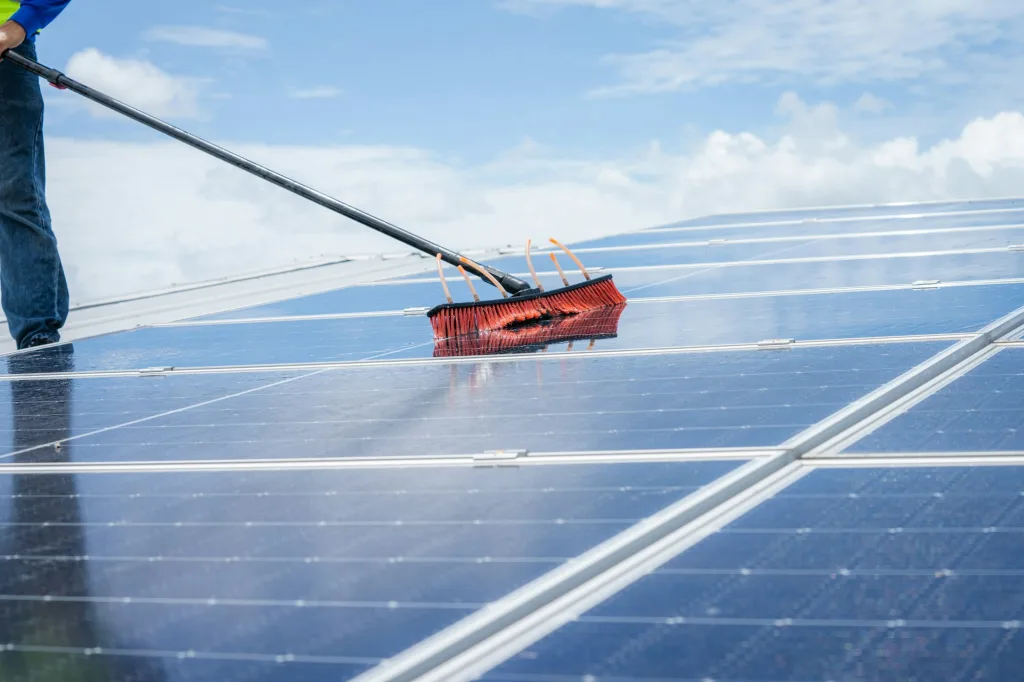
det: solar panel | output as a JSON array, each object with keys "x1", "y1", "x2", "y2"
[
  {"x1": 656, "y1": 197, "x2": 1024, "y2": 227},
  {"x1": 845, "y1": 347, "x2": 1024, "y2": 453},
  {"x1": 13, "y1": 345, "x2": 933, "y2": 464},
  {"x1": 0, "y1": 461, "x2": 740, "y2": 678},
  {"x1": 476, "y1": 464, "x2": 1024, "y2": 681},
  {"x1": 2, "y1": 196, "x2": 1023, "y2": 681},
  {"x1": 196, "y1": 252, "x2": 1024, "y2": 324},
  {"x1": 576, "y1": 209, "x2": 1024, "y2": 248}
]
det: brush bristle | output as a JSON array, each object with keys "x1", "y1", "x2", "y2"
[
  {"x1": 427, "y1": 275, "x2": 627, "y2": 339},
  {"x1": 433, "y1": 303, "x2": 626, "y2": 357}
]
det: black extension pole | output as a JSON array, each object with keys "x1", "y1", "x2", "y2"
[{"x1": 1, "y1": 49, "x2": 533, "y2": 295}]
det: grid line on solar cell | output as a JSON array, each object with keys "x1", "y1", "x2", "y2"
[
  {"x1": 0, "y1": 344, "x2": 944, "y2": 464},
  {"x1": 470, "y1": 465, "x2": 1024, "y2": 682},
  {"x1": 0, "y1": 461, "x2": 738, "y2": 680},
  {"x1": 842, "y1": 346, "x2": 1024, "y2": 454}
]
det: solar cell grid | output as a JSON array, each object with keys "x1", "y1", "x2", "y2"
[
  {"x1": 0, "y1": 461, "x2": 738, "y2": 679},
  {"x1": 577, "y1": 208, "x2": 1024, "y2": 248},
  {"x1": 480, "y1": 465, "x2": 1024, "y2": 682},
  {"x1": 0, "y1": 196, "x2": 1022, "y2": 682},
  {"x1": 195, "y1": 250, "x2": 1024, "y2": 323},
  {"x1": 8, "y1": 285, "x2": 1011, "y2": 374},
  {"x1": 614, "y1": 251, "x2": 1024, "y2": 298},
  {"x1": 14, "y1": 343, "x2": 946, "y2": 464},
  {"x1": 655, "y1": 198, "x2": 1024, "y2": 228},
  {"x1": 845, "y1": 347, "x2": 1024, "y2": 453}
]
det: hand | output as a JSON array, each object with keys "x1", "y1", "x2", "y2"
[{"x1": 0, "y1": 20, "x2": 26, "y2": 56}]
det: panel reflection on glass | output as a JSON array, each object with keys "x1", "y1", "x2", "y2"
[
  {"x1": 482, "y1": 465, "x2": 1024, "y2": 681},
  {"x1": 847, "y1": 348, "x2": 1024, "y2": 453},
  {"x1": 0, "y1": 350, "x2": 304, "y2": 457},
  {"x1": 0, "y1": 460, "x2": 736, "y2": 680},
  {"x1": 1, "y1": 315, "x2": 433, "y2": 375},
  {"x1": 40, "y1": 343, "x2": 944, "y2": 463}
]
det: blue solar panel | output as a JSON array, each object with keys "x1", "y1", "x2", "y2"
[
  {"x1": 0, "y1": 317, "x2": 433, "y2": 375},
  {"x1": 573, "y1": 210, "x2": 1024, "y2": 249},
  {"x1": 777, "y1": 228, "x2": 1024, "y2": 260},
  {"x1": 196, "y1": 251, "x2": 1024, "y2": 324},
  {"x1": 0, "y1": 353, "x2": 301, "y2": 456},
  {"x1": 5, "y1": 343, "x2": 941, "y2": 464},
  {"x1": 656, "y1": 198, "x2": 1024, "y2": 228},
  {"x1": 3, "y1": 196, "x2": 1024, "y2": 681},
  {"x1": 11, "y1": 289, "x2": 1003, "y2": 373},
  {"x1": 846, "y1": 347, "x2": 1024, "y2": 453},
  {"x1": 0, "y1": 461, "x2": 736, "y2": 678},
  {"x1": 473, "y1": 240, "x2": 815, "y2": 272},
  {"x1": 480, "y1": 465, "x2": 1024, "y2": 681},
  {"x1": 615, "y1": 251, "x2": 1024, "y2": 298}
]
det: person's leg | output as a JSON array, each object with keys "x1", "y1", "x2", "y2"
[{"x1": 0, "y1": 40, "x2": 70, "y2": 350}]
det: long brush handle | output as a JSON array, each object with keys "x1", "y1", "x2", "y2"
[{"x1": 1, "y1": 49, "x2": 532, "y2": 295}]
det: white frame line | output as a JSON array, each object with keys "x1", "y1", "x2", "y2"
[{"x1": 0, "y1": 448, "x2": 777, "y2": 475}]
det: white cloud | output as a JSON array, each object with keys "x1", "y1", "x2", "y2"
[
  {"x1": 144, "y1": 25, "x2": 268, "y2": 50},
  {"x1": 289, "y1": 86, "x2": 344, "y2": 99},
  {"x1": 63, "y1": 49, "x2": 202, "y2": 119},
  {"x1": 506, "y1": 0, "x2": 1024, "y2": 95},
  {"x1": 855, "y1": 92, "x2": 892, "y2": 114},
  {"x1": 41, "y1": 93, "x2": 1024, "y2": 305}
]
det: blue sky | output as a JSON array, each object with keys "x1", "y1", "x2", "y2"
[{"x1": 36, "y1": 0, "x2": 1024, "y2": 161}]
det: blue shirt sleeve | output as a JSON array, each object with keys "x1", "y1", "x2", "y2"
[{"x1": 10, "y1": 0, "x2": 71, "y2": 37}]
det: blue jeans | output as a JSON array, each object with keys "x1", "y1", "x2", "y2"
[{"x1": 0, "y1": 40, "x2": 68, "y2": 349}]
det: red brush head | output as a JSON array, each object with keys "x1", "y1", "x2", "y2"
[
  {"x1": 427, "y1": 274, "x2": 627, "y2": 339},
  {"x1": 433, "y1": 303, "x2": 626, "y2": 357}
]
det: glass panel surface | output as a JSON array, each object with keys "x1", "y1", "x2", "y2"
[
  {"x1": 0, "y1": 461, "x2": 736, "y2": 680},
  {"x1": 777, "y1": 228, "x2": 1024, "y2": 260},
  {"x1": 473, "y1": 239, "x2": 816, "y2": 272},
  {"x1": 614, "y1": 250, "x2": 1024, "y2": 298},
  {"x1": 193, "y1": 281, "x2": 460, "y2": 320},
  {"x1": 846, "y1": 348, "x2": 1024, "y2": 453},
  {"x1": 653, "y1": 198, "x2": 1024, "y2": 229},
  {"x1": 2, "y1": 316, "x2": 433, "y2": 375},
  {"x1": 215, "y1": 251, "x2": 1024, "y2": 323},
  {"x1": 0, "y1": 352, "x2": 300, "y2": 457},
  {"x1": 574, "y1": 210, "x2": 1024, "y2": 249},
  {"x1": 28, "y1": 343, "x2": 946, "y2": 464},
  {"x1": 14, "y1": 284, "x2": 1007, "y2": 373},
  {"x1": 481, "y1": 465, "x2": 1024, "y2": 681}
]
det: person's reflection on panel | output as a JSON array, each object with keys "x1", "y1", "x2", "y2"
[{"x1": 0, "y1": 345, "x2": 166, "y2": 680}]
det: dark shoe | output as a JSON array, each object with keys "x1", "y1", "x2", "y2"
[{"x1": 20, "y1": 333, "x2": 59, "y2": 350}]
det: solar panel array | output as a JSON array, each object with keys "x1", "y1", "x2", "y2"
[{"x1": 1, "y1": 196, "x2": 1023, "y2": 681}]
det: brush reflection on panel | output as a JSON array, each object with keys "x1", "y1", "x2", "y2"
[{"x1": 0, "y1": 346, "x2": 167, "y2": 681}]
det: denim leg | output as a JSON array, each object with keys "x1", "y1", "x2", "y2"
[{"x1": 0, "y1": 41, "x2": 69, "y2": 349}]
